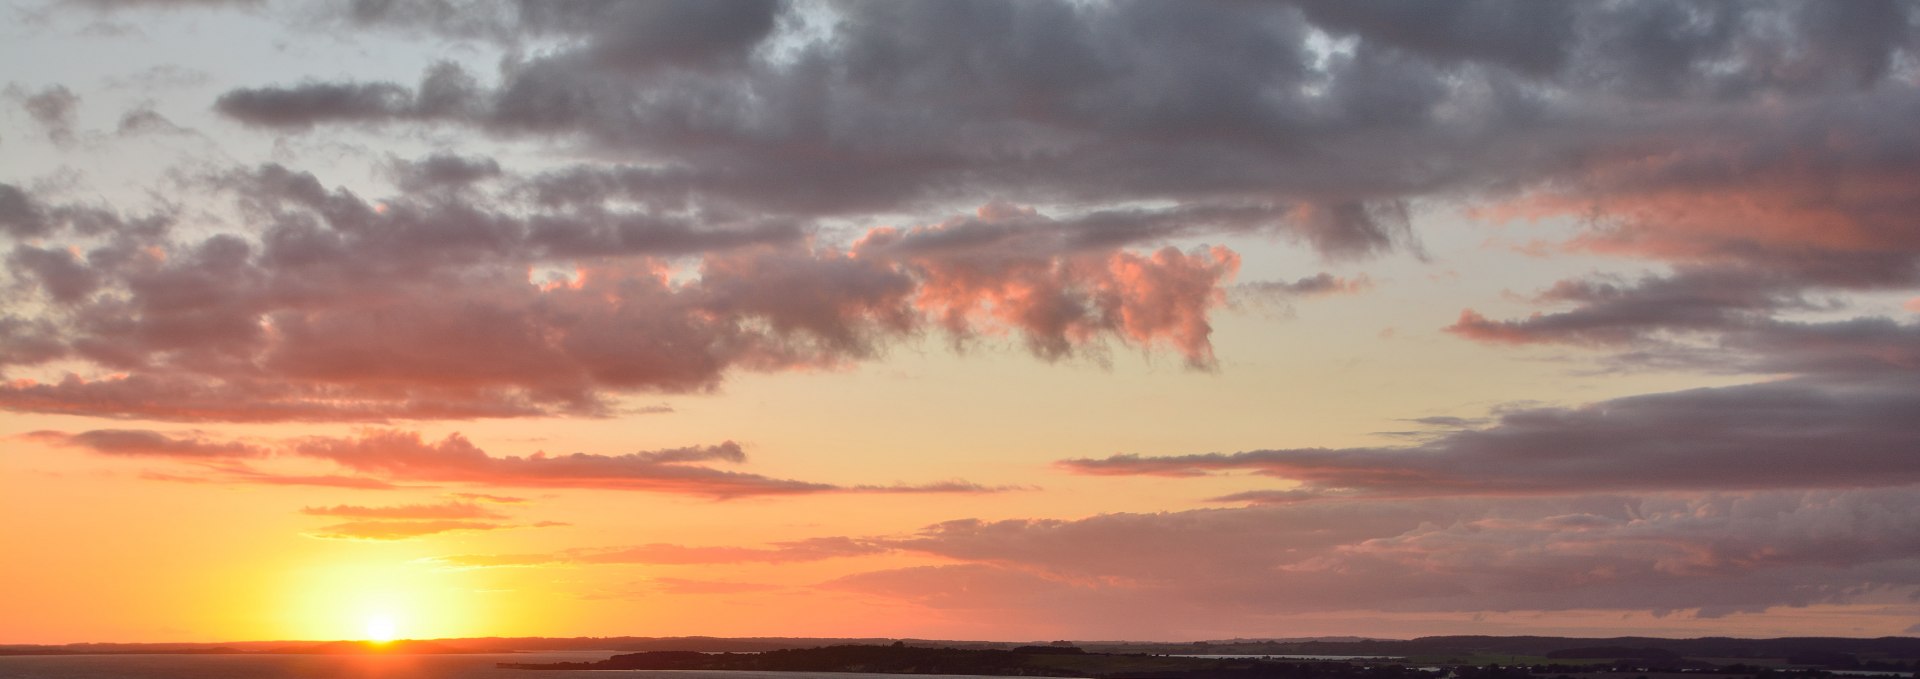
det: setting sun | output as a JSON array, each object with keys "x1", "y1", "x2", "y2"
[{"x1": 365, "y1": 617, "x2": 396, "y2": 643}]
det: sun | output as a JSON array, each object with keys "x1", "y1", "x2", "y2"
[{"x1": 365, "y1": 616, "x2": 398, "y2": 643}]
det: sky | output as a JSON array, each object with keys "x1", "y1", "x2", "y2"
[{"x1": 3, "y1": 0, "x2": 1920, "y2": 645}]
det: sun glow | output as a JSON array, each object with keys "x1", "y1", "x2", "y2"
[{"x1": 366, "y1": 615, "x2": 397, "y2": 643}]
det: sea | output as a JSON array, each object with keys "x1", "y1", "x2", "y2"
[
  {"x1": 1164, "y1": 655, "x2": 1400, "y2": 661},
  {"x1": 0, "y1": 652, "x2": 1033, "y2": 679}
]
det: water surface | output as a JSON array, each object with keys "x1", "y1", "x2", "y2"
[{"x1": 0, "y1": 653, "x2": 1034, "y2": 679}]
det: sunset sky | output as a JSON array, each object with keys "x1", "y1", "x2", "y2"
[{"x1": 4, "y1": 0, "x2": 1920, "y2": 645}]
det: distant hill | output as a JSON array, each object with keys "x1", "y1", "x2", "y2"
[{"x1": 1545, "y1": 647, "x2": 1682, "y2": 660}]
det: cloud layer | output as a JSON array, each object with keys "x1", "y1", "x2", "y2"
[{"x1": 29, "y1": 428, "x2": 1005, "y2": 499}]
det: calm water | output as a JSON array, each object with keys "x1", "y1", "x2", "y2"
[
  {"x1": 0, "y1": 654, "x2": 1033, "y2": 679},
  {"x1": 1165, "y1": 655, "x2": 1399, "y2": 661}
]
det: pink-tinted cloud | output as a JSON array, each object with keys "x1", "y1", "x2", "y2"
[
  {"x1": 0, "y1": 171, "x2": 1245, "y2": 421},
  {"x1": 0, "y1": 373, "x2": 552, "y2": 422},
  {"x1": 292, "y1": 429, "x2": 1006, "y2": 499},
  {"x1": 22, "y1": 428, "x2": 265, "y2": 458},
  {"x1": 138, "y1": 462, "x2": 407, "y2": 490},
  {"x1": 1483, "y1": 132, "x2": 1920, "y2": 266},
  {"x1": 428, "y1": 536, "x2": 887, "y2": 569},
  {"x1": 29, "y1": 426, "x2": 1005, "y2": 499},
  {"x1": 858, "y1": 214, "x2": 1240, "y2": 368},
  {"x1": 650, "y1": 578, "x2": 784, "y2": 595},
  {"x1": 289, "y1": 430, "x2": 814, "y2": 498}
]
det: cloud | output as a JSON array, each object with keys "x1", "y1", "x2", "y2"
[
  {"x1": 290, "y1": 429, "x2": 1007, "y2": 499},
  {"x1": 520, "y1": 0, "x2": 782, "y2": 72},
  {"x1": 1239, "y1": 273, "x2": 1373, "y2": 299},
  {"x1": 428, "y1": 536, "x2": 888, "y2": 569},
  {"x1": 214, "y1": 62, "x2": 477, "y2": 129},
  {"x1": 305, "y1": 519, "x2": 515, "y2": 541},
  {"x1": 292, "y1": 430, "x2": 820, "y2": 498},
  {"x1": 244, "y1": 2, "x2": 1917, "y2": 240},
  {"x1": 649, "y1": 577, "x2": 783, "y2": 595},
  {"x1": 298, "y1": 496, "x2": 565, "y2": 540},
  {"x1": 1059, "y1": 377, "x2": 1920, "y2": 497},
  {"x1": 1444, "y1": 267, "x2": 1846, "y2": 348},
  {"x1": 23, "y1": 428, "x2": 265, "y2": 458},
  {"x1": 826, "y1": 489, "x2": 1920, "y2": 633},
  {"x1": 0, "y1": 372, "x2": 557, "y2": 422},
  {"x1": 299, "y1": 501, "x2": 506, "y2": 520},
  {"x1": 388, "y1": 153, "x2": 501, "y2": 192},
  {"x1": 1445, "y1": 266, "x2": 1920, "y2": 380},
  {"x1": 0, "y1": 183, "x2": 53, "y2": 238},
  {"x1": 116, "y1": 107, "x2": 188, "y2": 136},
  {"x1": 138, "y1": 462, "x2": 405, "y2": 490},
  {"x1": 15, "y1": 85, "x2": 79, "y2": 144},
  {"x1": 11, "y1": 244, "x2": 103, "y2": 303},
  {"x1": 0, "y1": 169, "x2": 1244, "y2": 420},
  {"x1": 28, "y1": 425, "x2": 1005, "y2": 499}
]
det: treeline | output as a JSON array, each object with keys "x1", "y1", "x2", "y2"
[
  {"x1": 1231, "y1": 637, "x2": 1920, "y2": 661},
  {"x1": 502, "y1": 645, "x2": 1085, "y2": 675},
  {"x1": 502, "y1": 644, "x2": 1440, "y2": 679}
]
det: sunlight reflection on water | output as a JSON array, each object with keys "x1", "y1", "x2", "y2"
[{"x1": 0, "y1": 653, "x2": 1034, "y2": 679}]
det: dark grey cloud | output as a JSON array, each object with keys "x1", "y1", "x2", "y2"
[
  {"x1": 1293, "y1": 0, "x2": 1577, "y2": 76},
  {"x1": 517, "y1": 0, "x2": 783, "y2": 72},
  {"x1": 216, "y1": 81, "x2": 414, "y2": 128},
  {"x1": 17, "y1": 85, "x2": 79, "y2": 144},
  {"x1": 9, "y1": 244, "x2": 100, "y2": 303},
  {"x1": 389, "y1": 152, "x2": 500, "y2": 191},
  {"x1": 827, "y1": 489, "x2": 1920, "y2": 627},
  {"x1": 342, "y1": 0, "x2": 518, "y2": 40},
  {"x1": 115, "y1": 107, "x2": 188, "y2": 135},
  {"x1": 0, "y1": 183, "x2": 51, "y2": 238},
  {"x1": 214, "y1": 62, "x2": 478, "y2": 128},
  {"x1": 219, "y1": 1, "x2": 1920, "y2": 256},
  {"x1": 1060, "y1": 376, "x2": 1920, "y2": 497},
  {"x1": 1447, "y1": 262, "x2": 1920, "y2": 381},
  {"x1": 1447, "y1": 267, "x2": 1820, "y2": 348},
  {"x1": 1239, "y1": 272, "x2": 1372, "y2": 299},
  {"x1": 73, "y1": 0, "x2": 263, "y2": 8}
]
